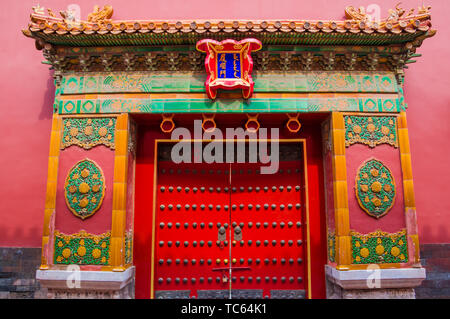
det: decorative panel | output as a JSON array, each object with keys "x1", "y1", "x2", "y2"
[
  {"x1": 61, "y1": 117, "x2": 116, "y2": 150},
  {"x1": 59, "y1": 72, "x2": 398, "y2": 95},
  {"x1": 355, "y1": 158, "x2": 396, "y2": 219},
  {"x1": 56, "y1": 96, "x2": 402, "y2": 114},
  {"x1": 64, "y1": 159, "x2": 106, "y2": 220},
  {"x1": 351, "y1": 229, "x2": 408, "y2": 264},
  {"x1": 344, "y1": 115, "x2": 398, "y2": 148},
  {"x1": 54, "y1": 230, "x2": 111, "y2": 265}
]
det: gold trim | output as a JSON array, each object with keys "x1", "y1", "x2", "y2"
[
  {"x1": 350, "y1": 229, "x2": 407, "y2": 238},
  {"x1": 110, "y1": 114, "x2": 130, "y2": 270},
  {"x1": 302, "y1": 140, "x2": 312, "y2": 299},
  {"x1": 331, "y1": 112, "x2": 351, "y2": 266},
  {"x1": 41, "y1": 114, "x2": 63, "y2": 269},
  {"x1": 398, "y1": 111, "x2": 420, "y2": 264}
]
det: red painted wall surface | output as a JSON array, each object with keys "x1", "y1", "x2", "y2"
[{"x1": 0, "y1": 0, "x2": 448, "y2": 247}]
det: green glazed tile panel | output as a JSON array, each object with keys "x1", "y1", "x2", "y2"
[
  {"x1": 59, "y1": 71, "x2": 398, "y2": 95},
  {"x1": 57, "y1": 96, "x2": 402, "y2": 114}
]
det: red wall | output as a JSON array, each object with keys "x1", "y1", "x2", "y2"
[{"x1": 0, "y1": 0, "x2": 448, "y2": 247}]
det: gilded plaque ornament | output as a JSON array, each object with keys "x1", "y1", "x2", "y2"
[
  {"x1": 351, "y1": 229, "x2": 408, "y2": 264},
  {"x1": 344, "y1": 115, "x2": 398, "y2": 148},
  {"x1": 355, "y1": 158, "x2": 395, "y2": 218},
  {"x1": 54, "y1": 230, "x2": 110, "y2": 265},
  {"x1": 61, "y1": 117, "x2": 116, "y2": 150},
  {"x1": 64, "y1": 159, "x2": 106, "y2": 220}
]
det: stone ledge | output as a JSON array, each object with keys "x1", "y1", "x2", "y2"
[
  {"x1": 325, "y1": 265, "x2": 426, "y2": 290},
  {"x1": 36, "y1": 267, "x2": 135, "y2": 291}
]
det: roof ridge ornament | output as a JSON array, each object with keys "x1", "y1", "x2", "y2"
[
  {"x1": 87, "y1": 5, "x2": 114, "y2": 23},
  {"x1": 345, "y1": 3, "x2": 432, "y2": 29},
  {"x1": 24, "y1": 4, "x2": 433, "y2": 39}
]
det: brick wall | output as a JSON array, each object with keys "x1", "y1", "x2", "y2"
[
  {"x1": 0, "y1": 248, "x2": 46, "y2": 299},
  {"x1": 415, "y1": 244, "x2": 450, "y2": 299}
]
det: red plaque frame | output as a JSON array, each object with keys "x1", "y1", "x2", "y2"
[{"x1": 196, "y1": 38, "x2": 262, "y2": 99}]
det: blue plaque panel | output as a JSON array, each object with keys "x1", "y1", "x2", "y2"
[{"x1": 217, "y1": 53, "x2": 241, "y2": 79}]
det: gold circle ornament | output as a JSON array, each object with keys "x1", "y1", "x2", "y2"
[
  {"x1": 353, "y1": 125, "x2": 362, "y2": 134},
  {"x1": 367, "y1": 123, "x2": 376, "y2": 132},
  {"x1": 84, "y1": 125, "x2": 93, "y2": 136},
  {"x1": 62, "y1": 248, "x2": 72, "y2": 259},
  {"x1": 381, "y1": 126, "x2": 390, "y2": 135},
  {"x1": 77, "y1": 246, "x2": 86, "y2": 257},
  {"x1": 371, "y1": 197, "x2": 382, "y2": 207},
  {"x1": 391, "y1": 246, "x2": 400, "y2": 257},
  {"x1": 98, "y1": 127, "x2": 108, "y2": 137},
  {"x1": 69, "y1": 127, "x2": 79, "y2": 137},
  {"x1": 78, "y1": 182, "x2": 90, "y2": 194},
  {"x1": 92, "y1": 248, "x2": 102, "y2": 259},
  {"x1": 371, "y1": 181, "x2": 382, "y2": 193},
  {"x1": 69, "y1": 185, "x2": 77, "y2": 193},
  {"x1": 360, "y1": 248, "x2": 370, "y2": 258},
  {"x1": 81, "y1": 169, "x2": 90, "y2": 178},
  {"x1": 376, "y1": 244, "x2": 385, "y2": 255},
  {"x1": 79, "y1": 197, "x2": 89, "y2": 208}
]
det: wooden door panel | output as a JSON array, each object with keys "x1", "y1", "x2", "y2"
[{"x1": 154, "y1": 161, "x2": 231, "y2": 298}]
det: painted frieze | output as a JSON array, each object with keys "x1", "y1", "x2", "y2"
[
  {"x1": 61, "y1": 117, "x2": 116, "y2": 150},
  {"x1": 355, "y1": 158, "x2": 396, "y2": 219},
  {"x1": 351, "y1": 229, "x2": 408, "y2": 264},
  {"x1": 59, "y1": 72, "x2": 398, "y2": 95},
  {"x1": 56, "y1": 96, "x2": 402, "y2": 114},
  {"x1": 344, "y1": 115, "x2": 398, "y2": 148},
  {"x1": 64, "y1": 159, "x2": 106, "y2": 220}
]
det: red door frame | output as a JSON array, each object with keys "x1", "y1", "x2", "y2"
[{"x1": 134, "y1": 121, "x2": 327, "y2": 299}]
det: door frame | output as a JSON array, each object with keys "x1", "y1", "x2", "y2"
[{"x1": 150, "y1": 138, "x2": 312, "y2": 299}]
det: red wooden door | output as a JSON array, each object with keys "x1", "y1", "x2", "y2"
[
  {"x1": 153, "y1": 142, "x2": 309, "y2": 299},
  {"x1": 229, "y1": 145, "x2": 307, "y2": 299},
  {"x1": 154, "y1": 160, "x2": 231, "y2": 299}
]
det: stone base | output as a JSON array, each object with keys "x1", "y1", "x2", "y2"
[
  {"x1": 36, "y1": 266, "x2": 135, "y2": 299},
  {"x1": 46, "y1": 281, "x2": 134, "y2": 299},
  {"x1": 326, "y1": 279, "x2": 416, "y2": 299},
  {"x1": 325, "y1": 265, "x2": 425, "y2": 299}
]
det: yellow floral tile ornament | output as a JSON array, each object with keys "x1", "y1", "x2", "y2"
[
  {"x1": 54, "y1": 230, "x2": 110, "y2": 265},
  {"x1": 351, "y1": 229, "x2": 408, "y2": 264},
  {"x1": 355, "y1": 158, "x2": 396, "y2": 218},
  {"x1": 64, "y1": 159, "x2": 106, "y2": 220}
]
